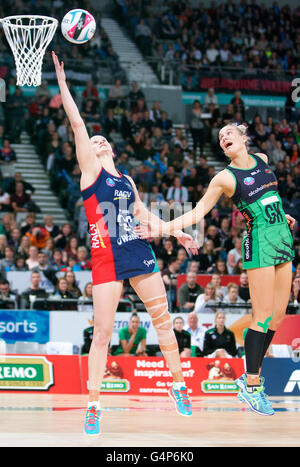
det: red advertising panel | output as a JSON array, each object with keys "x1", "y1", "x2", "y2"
[
  {"x1": 0, "y1": 355, "x2": 81, "y2": 394},
  {"x1": 272, "y1": 315, "x2": 300, "y2": 347},
  {"x1": 80, "y1": 356, "x2": 245, "y2": 396},
  {"x1": 0, "y1": 354, "x2": 245, "y2": 395}
]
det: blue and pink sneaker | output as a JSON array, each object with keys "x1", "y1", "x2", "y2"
[
  {"x1": 168, "y1": 386, "x2": 192, "y2": 417},
  {"x1": 84, "y1": 405, "x2": 101, "y2": 436}
]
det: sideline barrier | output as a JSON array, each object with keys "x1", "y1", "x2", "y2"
[
  {"x1": 0, "y1": 355, "x2": 298, "y2": 396},
  {"x1": 0, "y1": 355, "x2": 244, "y2": 395},
  {"x1": 80, "y1": 356, "x2": 244, "y2": 396}
]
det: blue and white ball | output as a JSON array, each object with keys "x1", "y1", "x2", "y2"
[{"x1": 61, "y1": 9, "x2": 96, "y2": 44}]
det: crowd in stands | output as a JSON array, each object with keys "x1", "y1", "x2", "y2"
[
  {"x1": 0, "y1": 114, "x2": 42, "y2": 213},
  {"x1": 0, "y1": 209, "x2": 95, "y2": 308},
  {"x1": 0, "y1": 0, "x2": 299, "y2": 327},
  {"x1": 116, "y1": 0, "x2": 300, "y2": 89},
  {"x1": 23, "y1": 76, "x2": 300, "y2": 223},
  {"x1": 0, "y1": 76, "x2": 300, "y2": 313}
]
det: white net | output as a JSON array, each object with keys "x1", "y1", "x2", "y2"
[{"x1": 1, "y1": 15, "x2": 58, "y2": 87}]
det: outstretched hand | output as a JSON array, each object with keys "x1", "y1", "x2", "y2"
[
  {"x1": 174, "y1": 230, "x2": 200, "y2": 256},
  {"x1": 52, "y1": 51, "x2": 66, "y2": 82},
  {"x1": 135, "y1": 221, "x2": 199, "y2": 256}
]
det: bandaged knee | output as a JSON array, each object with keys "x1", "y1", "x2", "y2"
[{"x1": 144, "y1": 295, "x2": 182, "y2": 378}]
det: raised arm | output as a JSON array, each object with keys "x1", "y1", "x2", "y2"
[
  {"x1": 135, "y1": 170, "x2": 235, "y2": 238},
  {"x1": 125, "y1": 175, "x2": 199, "y2": 255},
  {"x1": 162, "y1": 170, "x2": 236, "y2": 235},
  {"x1": 52, "y1": 52, "x2": 95, "y2": 173}
]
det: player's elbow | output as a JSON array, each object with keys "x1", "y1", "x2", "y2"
[{"x1": 71, "y1": 119, "x2": 85, "y2": 130}]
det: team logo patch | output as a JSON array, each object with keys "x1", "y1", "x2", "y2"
[
  {"x1": 243, "y1": 176, "x2": 255, "y2": 186},
  {"x1": 265, "y1": 168, "x2": 272, "y2": 174},
  {"x1": 106, "y1": 177, "x2": 115, "y2": 187}
]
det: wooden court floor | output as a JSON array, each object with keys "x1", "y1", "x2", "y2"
[{"x1": 0, "y1": 393, "x2": 299, "y2": 447}]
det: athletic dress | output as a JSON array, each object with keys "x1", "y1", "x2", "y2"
[
  {"x1": 81, "y1": 167, "x2": 160, "y2": 285},
  {"x1": 225, "y1": 153, "x2": 294, "y2": 269}
]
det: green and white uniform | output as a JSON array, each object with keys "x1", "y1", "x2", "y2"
[{"x1": 226, "y1": 153, "x2": 294, "y2": 269}]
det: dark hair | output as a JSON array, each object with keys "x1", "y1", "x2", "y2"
[
  {"x1": 15, "y1": 254, "x2": 25, "y2": 262},
  {"x1": 130, "y1": 312, "x2": 139, "y2": 320},
  {"x1": 0, "y1": 278, "x2": 9, "y2": 285},
  {"x1": 173, "y1": 316, "x2": 184, "y2": 324},
  {"x1": 31, "y1": 270, "x2": 41, "y2": 277},
  {"x1": 168, "y1": 255, "x2": 178, "y2": 266}
]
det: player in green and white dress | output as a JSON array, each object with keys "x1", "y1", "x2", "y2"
[
  {"x1": 225, "y1": 153, "x2": 294, "y2": 270},
  {"x1": 136, "y1": 123, "x2": 295, "y2": 416}
]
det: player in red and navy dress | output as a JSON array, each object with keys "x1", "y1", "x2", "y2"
[
  {"x1": 53, "y1": 52, "x2": 198, "y2": 436},
  {"x1": 82, "y1": 166, "x2": 161, "y2": 284}
]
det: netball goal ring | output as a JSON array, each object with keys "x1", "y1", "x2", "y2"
[{"x1": 0, "y1": 15, "x2": 58, "y2": 87}]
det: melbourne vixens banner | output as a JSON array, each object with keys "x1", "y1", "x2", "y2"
[
  {"x1": 199, "y1": 76, "x2": 292, "y2": 94},
  {"x1": 183, "y1": 72, "x2": 300, "y2": 96}
]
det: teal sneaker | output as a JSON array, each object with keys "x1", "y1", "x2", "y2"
[
  {"x1": 235, "y1": 374, "x2": 274, "y2": 415},
  {"x1": 236, "y1": 373, "x2": 268, "y2": 391},
  {"x1": 84, "y1": 406, "x2": 101, "y2": 436},
  {"x1": 256, "y1": 377, "x2": 274, "y2": 415},
  {"x1": 238, "y1": 385, "x2": 274, "y2": 416},
  {"x1": 168, "y1": 386, "x2": 192, "y2": 417},
  {"x1": 235, "y1": 373, "x2": 247, "y2": 391}
]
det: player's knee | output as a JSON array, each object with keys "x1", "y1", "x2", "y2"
[
  {"x1": 92, "y1": 328, "x2": 111, "y2": 348},
  {"x1": 252, "y1": 309, "x2": 273, "y2": 332},
  {"x1": 155, "y1": 314, "x2": 173, "y2": 333},
  {"x1": 146, "y1": 299, "x2": 172, "y2": 331},
  {"x1": 269, "y1": 313, "x2": 285, "y2": 330},
  {"x1": 253, "y1": 305, "x2": 273, "y2": 316}
]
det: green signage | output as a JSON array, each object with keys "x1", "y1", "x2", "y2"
[
  {"x1": 201, "y1": 380, "x2": 239, "y2": 394},
  {"x1": 0, "y1": 356, "x2": 54, "y2": 390},
  {"x1": 100, "y1": 379, "x2": 130, "y2": 392}
]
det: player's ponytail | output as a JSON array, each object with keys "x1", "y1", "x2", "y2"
[
  {"x1": 236, "y1": 124, "x2": 251, "y2": 151},
  {"x1": 236, "y1": 124, "x2": 247, "y2": 135}
]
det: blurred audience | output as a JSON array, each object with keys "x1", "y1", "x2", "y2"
[
  {"x1": 203, "y1": 311, "x2": 237, "y2": 358},
  {"x1": 114, "y1": 313, "x2": 148, "y2": 356},
  {"x1": 173, "y1": 315, "x2": 191, "y2": 357}
]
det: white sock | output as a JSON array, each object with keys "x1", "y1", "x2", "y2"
[
  {"x1": 88, "y1": 400, "x2": 101, "y2": 410},
  {"x1": 173, "y1": 382, "x2": 186, "y2": 390}
]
